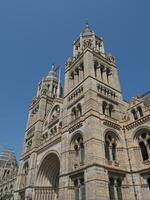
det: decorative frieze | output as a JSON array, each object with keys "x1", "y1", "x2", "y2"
[
  {"x1": 68, "y1": 120, "x2": 83, "y2": 133},
  {"x1": 103, "y1": 120, "x2": 121, "y2": 130},
  {"x1": 97, "y1": 83, "x2": 116, "y2": 99},
  {"x1": 125, "y1": 115, "x2": 150, "y2": 130},
  {"x1": 68, "y1": 85, "x2": 83, "y2": 102}
]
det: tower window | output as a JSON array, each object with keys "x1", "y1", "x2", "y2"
[
  {"x1": 108, "y1": 104, "x2": 114, "y2": 117},
  {"x1": 131, "y1": 109, "x2": 138, "y2": 120},
  {"x1": 137, "y1": 106, "x2": 143, "y2": 117},
  {"x1": 139, "y1": 141, "x2": 149, "y2": 161},
  {"x1": 100, "y1": 65, "x2": 104, "y2": 80},
  {"x1": 102, "y1": 101, "x2": 107, "y2": 115},
  {"x1": 94, "y1": 60, "x2": 99, "y2": 77}
]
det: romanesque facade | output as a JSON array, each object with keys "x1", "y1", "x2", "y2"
[{"x1": 13, "y1": 24, "x2": 150, "y2": 200}]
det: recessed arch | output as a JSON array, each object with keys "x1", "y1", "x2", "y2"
[
  {"x1": 36, "y1": 152, "x2": 60, "y2": 187},
  {"x1": 104, "y1": 128, "x2": 121, "y2": 143},
  {"x1": 70, "y1": 131, "x2": 84, "y2": 146},
  {"x1": 133, "y1": 126, "x2": 150, "y2": 140}
]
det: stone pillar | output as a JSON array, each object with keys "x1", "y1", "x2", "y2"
[{"x1": 85, "y1": 166, "x2": 108, "y2": 200}]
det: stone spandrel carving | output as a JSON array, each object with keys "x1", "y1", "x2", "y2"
[{"x1": 83, "y1": 39, "x2": 93, "y2": 49}]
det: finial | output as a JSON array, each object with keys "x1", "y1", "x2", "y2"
[
  {"x1": 51, "y1": 63, "x2": 55, "y2": 71},
  {"x1": 85, "y1": 19, "x2": 89, "y2": 28}
]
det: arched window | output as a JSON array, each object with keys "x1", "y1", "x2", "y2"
[
  {"x1": 102, "y1": 101, "x2": 107, "y2": 115},
  {"x1": 74, "y1": 136, "x2": 85, "y2": 165},
  {"x1": 131, "y1": 109, "x2": 138, "y2": 120},
  {"x1": 71, "y1": 107, "x2": 77, "y2": 121},
  {"x1": 137, "y1": 106, "x2": 143, "y2": 117},
  {"x1": 105, "y1": 133, "x2": 117, "y2": 162},
  {"x1": 139, "y1": 141, "x2": 149, "y2": 161},
  {"x1": 77, "y1": 103, "x2": 82, "y2": 117}
]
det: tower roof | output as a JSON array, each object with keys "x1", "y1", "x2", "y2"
[
  {"x1": 45, "y1": 64, "x2": 58, "y2": 81},
  {"x1": 81, "y1": 21, "x2": 93, "y2": 36}
]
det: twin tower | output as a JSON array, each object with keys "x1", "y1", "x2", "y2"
[{"x1": 14, "y1": 23, "x2": 150, "y2": 200}]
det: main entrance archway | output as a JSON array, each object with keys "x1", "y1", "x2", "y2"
[{"x1": 34, "y1": 153, "x2": 60, "y2": 200}]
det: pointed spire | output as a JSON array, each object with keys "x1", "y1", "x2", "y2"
[{"x1": 57, "y1": 66, "x2": 61, "y2": 97}]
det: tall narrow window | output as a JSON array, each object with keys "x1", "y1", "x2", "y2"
[
  {"x1": 80, "y1": 178, "x2": 86, "y2": 200},
  {"x1": 73, "y1": 175, "x2": 86, "y2": 200},
  {"x1": 131, "y1": 109, "x2": 138, "y2": 120},
  {"x1": 109, "y1": 178, "x2": 115, "y2": 200},
  {"x1": 139, "y1": 141, "x2": 149, "y2": 161},
  {"x1": 74, "y1": 136, "x2": 85, "y2": 165},
  {"x1": 71, "y1": 107, "x2": 77, "y2": 121},
  {"x1": 74, "y1": 180, "x2": 79, "y2": 200},
  {"x1": 112, "y1": 143, "x2": 117, "y2": 161},
  {"x1": 80, "y1": 142, "x2": 85, "y2": 164},
  {"x1": 94, "y1": 60, "x2": 99, "y2": 77},
  {"x1": 77, "y1": 104, "x2": 82, "y2": 117},
  {"x1": 106, "y1": 68, "x2": 111, "y2": 83},
  {"x1": 137, "y1": 106, "x2": 143, "y2": 117},
  {"x1": 109, "y1": 104, "x2": 114, "y2": 117},
  {"x1": 100, "y1": 65, "x2": 104, "y2": 80},
  {"x1": 102, "y1": 101, "x2": 107, "y2": 115},
  {"x1": 105, "y1": 133, "x2": 117, "y2": 162},
  {"x1": 105, "y1": 141, "x2": 110, "y2": 160},
  {"x1": 116, "y1": 178, "x2": 123, "y2": 200}
]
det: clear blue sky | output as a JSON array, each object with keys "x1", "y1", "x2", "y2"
[{"x1": 0, "y1": 0, "x2": 150, "y2": 160}]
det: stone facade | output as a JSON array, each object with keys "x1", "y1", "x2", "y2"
[{"x1": 12, "y1": 23, "x2": 150, "y2": 200}]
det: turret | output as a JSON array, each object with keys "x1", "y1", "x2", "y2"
[{"x1": 37, "y1": 65, "x2": 62, "y2": 98}]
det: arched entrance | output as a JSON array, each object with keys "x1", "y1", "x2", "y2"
[{"x1": 34, "y1": 153, "x2": 60, "y2": 200}]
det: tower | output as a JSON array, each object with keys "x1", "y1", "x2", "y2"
[
  {"x1": 14, "y1": 66, "x2": 63, "y2": 200},
  {"x1": 60, "y1": 23, "x2": 129, "y2": 200}
]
